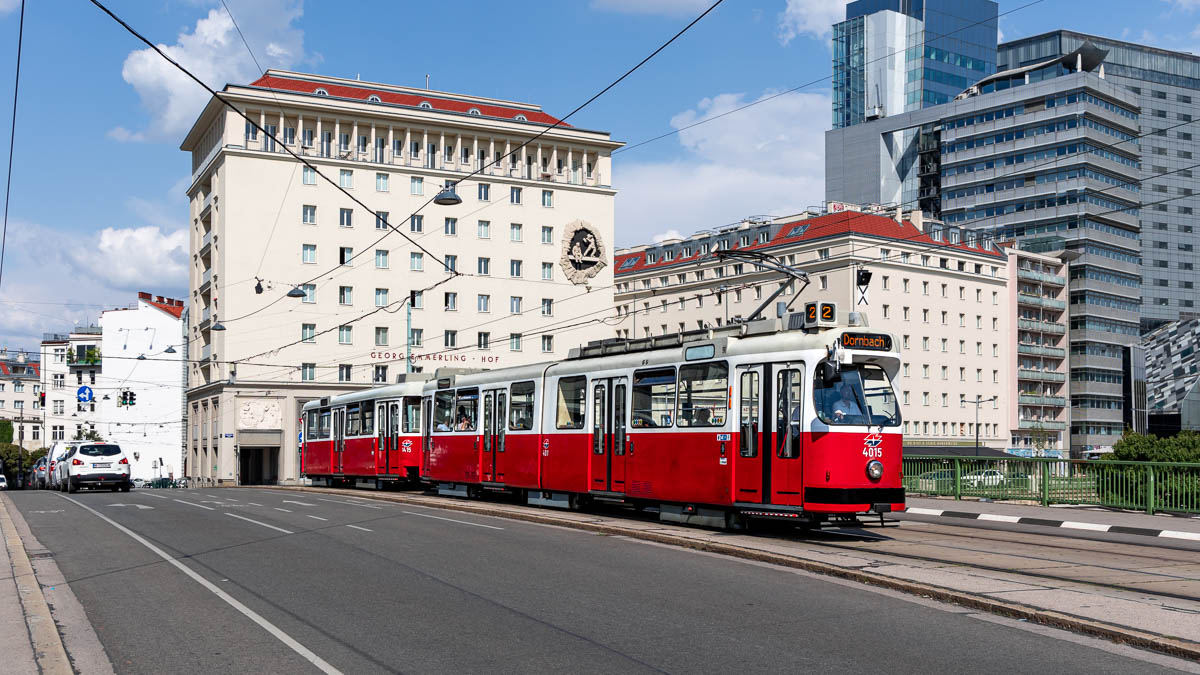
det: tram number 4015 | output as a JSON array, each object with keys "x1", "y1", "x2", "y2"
[{"x1": 862, "y1": 432, "x2": 883, "y2": 459}]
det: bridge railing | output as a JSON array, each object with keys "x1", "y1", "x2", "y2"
[{"x1": 902, "y1": 455, "x2": 1200, "y2": 515}]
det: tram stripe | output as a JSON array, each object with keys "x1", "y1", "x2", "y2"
[{"x1": 902, "y1": 506, "x2": 1198, "y2": 542}]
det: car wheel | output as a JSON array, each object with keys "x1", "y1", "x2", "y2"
[
  {"x1": 67, "y1": 479, "x2": 78, "y2": 494},
  {"x1": 120, "y1": 483, "x2": 130, "y2": 493}
]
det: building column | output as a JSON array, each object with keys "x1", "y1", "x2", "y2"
[
  {"x1": 334, "y1": 119, "x2": 340, "y2": 155},
  {"x1": 551, "y1": 145, "x2": 558, "y2": 180},
  {"x1": 370, "y1": 123, "x2": 376, "y2": 162},
  {"x1": 316, "y1": 116, "x2": 322, "y2": 156},
  {"x1": 387, "y1": 125, "x2": 394, "y2": 163},
  {"x1": 439, "y1": 131, "x2": 445, "y2": 169}
]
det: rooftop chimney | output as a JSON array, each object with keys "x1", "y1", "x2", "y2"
[{"x1": 138, "y1": 292, "x2": 151, "y2": 301}]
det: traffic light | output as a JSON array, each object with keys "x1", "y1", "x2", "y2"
[
  {"x1": 856, "y1": 267, "x2": 873, "y2": 288},
  {"x1": 119, "y1": 391, "x2": 129, "y2": 406},
  {"x1": 38, "y1": 392, "x2": 45, "y2": 407},
  {"x1": 129, "y1": 392, "x2": 137, "y2": 406}
]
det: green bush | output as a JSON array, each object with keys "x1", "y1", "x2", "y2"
[{"x1": 1109, "y1": 431, "x2": 1200, "y2": 463}]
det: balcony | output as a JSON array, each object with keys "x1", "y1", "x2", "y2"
[
  {"x1": 198, "y1": 306, "x2": 211, "y2": 331},
  {"x1": 199, "y1": 268, "x2": 212, "y2": 294},
  {"x1": 1017, "y1": 343, "x2": 1066, "y2": 358},
  {"x1": 200, "y1": 344, "x2": 212, "y2": 364},
  {"x1": 1018, "y1": 268, "x2": 1063, "y2": 285},
  {"x1": 1018, "y1": 319, "x2": 1066, "y2": 334},
  {"x1": 1018, "y1": 369, "x2": 1066, "y2": 383},
  {"x1": 1018, "y1": 419, "x2": 1067, "y2": 430},
  {"x1": 200, "y1": 192, "x2": 214, "y2": 220},
  {"x1": 1018, "y1": 293, "x2": 1066, "y2": 310},
  {"x1": 1018, "y1": 394, "x2": 1067, "y2": 406},
  {"x1": 199, "y1": 230, "x2": 212, "y2": 257}
]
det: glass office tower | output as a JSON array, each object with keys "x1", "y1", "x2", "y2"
[
  {"x1": 833, "y1": 0, "x2": 998, "y2": 129},
  {"x1": 999, "y1": 31, "x2": 1200, "y2": 331}
]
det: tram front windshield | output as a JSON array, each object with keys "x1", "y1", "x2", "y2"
[{"x1": 814, "y1": 364, "x2": 900, "y2": 427}]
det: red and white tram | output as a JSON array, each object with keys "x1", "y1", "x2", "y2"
[
  {"x1": 301, "y1": 380, "x2": 428, "y2": 488},
  {"x1": 301, "y1": 308, "x2": 904, "y2": 528}
]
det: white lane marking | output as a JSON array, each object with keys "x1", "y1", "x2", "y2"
[
  {"x1": 137, "y1": 491, "x2": 168, "y2": 500},
  {"x1": 306, "y1": 515, "x2": 328, "y2": 522},
  {"x1": 226, "y1": 513, "x2": 294, "y2": 535},
  {"x1": 62, "y1": 497, "x2": 338, "y2": 674},
  {"x1": 174, "y1": 499, "x2": 214, "y2": 511},
  {"x1": 317, "y1": 498, "x2": 383, "y2": 510},
  {"x1": 977, "y1": 513, "x2": 1021, "y2": 523},
  {"x1": 1061, "y1": 521, "x2": 1111, "y2": 532},
  {"x1": 224, "y1": 498, "x2": 240, "y2": 502},
  {"x1": 346, "y1": 525, "x2": 372, "y2": 532},
  {"x1": 1160, "y1": 530, "x2": 1200, "y2": 541},
  {"x1": 274, "y1": 508, "x2": 292, "y2": 513},
  {"x1": 205, "y1": 494, "x2": 222, "y2": 499},
  {"x1": 247, "y1": 502, "x2": 262, "y2": 507},
  {"x1": 281, "y1": 500, "x2": 314, "y2": 506},
  {"x1": 905, "y1": 507, "x2": 944, "y2": 516},
  {"x1": 402, "y1": 511, "x2": 504, "y2": 530}
]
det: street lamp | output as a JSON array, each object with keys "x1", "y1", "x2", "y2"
[
  {"x1": 433, "y1": 186, "x2": 462, "y2": 206},
  {"x1": 286, "y1": 286, "x2": 307, "y2": 299},
  {"x1": 970, "y1": 395, "x2": 998, "y2": 456}
]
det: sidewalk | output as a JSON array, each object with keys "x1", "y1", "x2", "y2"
[
  {"x1": 902, "y1": 496, "x2": 1200, "y2": 540},
  {"x1": 0, "y1": 493, "x2": 70, "y2": 674}
]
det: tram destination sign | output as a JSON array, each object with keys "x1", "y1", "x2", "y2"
[{"x1": 841, "y1": 333, "x2": 893, "y2": 351}]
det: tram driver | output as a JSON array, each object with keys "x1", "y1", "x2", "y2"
[{"x1": 830, "y1": 384, "x2": 864, "y2": 423}]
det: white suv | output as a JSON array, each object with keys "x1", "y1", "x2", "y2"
[
  {"x1": 46, "y1": 441, "x2": 83, "y2": 491},
  {"x1": 58, "y1": 443, "x2": 132, "y2": 493}
]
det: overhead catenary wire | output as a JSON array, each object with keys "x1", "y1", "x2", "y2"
[{"x1": 0, "y1": 0, "x2": 25, "y2": 292}]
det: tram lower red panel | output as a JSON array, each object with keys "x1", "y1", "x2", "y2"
[
  {"x1": 539, "y1": 433, "x2": 590, "y2": 494},
  {"x1": 426, "y1": 435, "x2": 482, "y2": 483},
  {"x1": 302, "y1": 440, "x2": 333, "y2": 476},
  {"x1": 625, "y1": 431, "x2": 732, "y2": 505},
  {"x1": 500, "y1": 434, "x2": 540, "y2": 488},
  {"x1": 800, "y1": 431, "x2": 903, "y2": 513},
  {"x1": 341, "y1": 437, "x2": 376, "y2": 476}
]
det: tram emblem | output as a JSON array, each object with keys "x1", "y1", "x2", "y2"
[
  {"x1": 402, "y1": 439, "x2": 413, "y2": 452},
  {"x1": 560, "y1": 219, "x2": 607, "y2": 284},
  {"x1": 863, "y1": 432, "x2": 884, "y2": 459}
]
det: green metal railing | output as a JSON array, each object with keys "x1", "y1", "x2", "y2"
[{"x1": 903, "y1": 455, "x2": 1200, "y2": 515}]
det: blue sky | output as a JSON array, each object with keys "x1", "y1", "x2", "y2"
[{"x1": 0, "y1": 0, "x2": 1197, "y2": 348}]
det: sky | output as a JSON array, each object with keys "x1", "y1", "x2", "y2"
[{"x1": 0, "y1": 0, "x2": 1198, "y2": 349}]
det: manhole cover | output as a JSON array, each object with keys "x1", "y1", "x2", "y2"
[{"x1": 27, "y1": 551, "x2": 53, "y2": 560}]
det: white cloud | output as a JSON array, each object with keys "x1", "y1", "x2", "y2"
[
  {"x1": 613, "y1": 89, "x2": 830, "y2": 247},
  {"x1": 1165, "y1": 0, "x2": 1200, "y2": 10},
  {"x1": 590, "y1": 0, "x2": 712, "y2": 16},
  {"x1": 778, "y1": 0, "x2": 848, "y2": 44},
  {"x1": 653, "y1": 229, "x2": 686, "y2": 242},
  {"x1": 113, "y1": 0, "x2": 308, "y2": 142},
  {"x1": 0, "y1": 0, "x2": 19, "y2": 15},
  {"x1": 68, "y1": 227, "x2": 188, "y2": 292}
]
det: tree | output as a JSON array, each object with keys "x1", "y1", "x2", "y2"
[
  {"x1": 0, "y1": 443, "x2": 46, "y2": 484},
  {"x1": 1110, "y1": 431, "x2": 1200, "y2": 463},
  {"x1": 0, "y1": 420, "x2": 11, "y2": 444},
  {"x1": 71, "y1": 429, "x2": 104, "y2": 442}
]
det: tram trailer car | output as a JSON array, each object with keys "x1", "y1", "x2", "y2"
[
  {"x1": 421, "y1": 312, "x2": 903, "y2": 529},
  {"x1": 302, "y1": 378, "x2": 430, "y2": 489}
]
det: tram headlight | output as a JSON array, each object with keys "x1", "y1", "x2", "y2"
[{"x1": 866, "y1": 460, "x2": 884, "y2": 481}]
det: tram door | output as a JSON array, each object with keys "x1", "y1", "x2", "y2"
[
  {"x1": 481, "y1": 389, "x2": 507, "y2": 482},
  {"x1": 735, "y1": 366, "x2": 766, "y2": 503},
  {"x1": 420, "y1": 397, "x2": 433, "y2": 475},
  {"x1": 771, "y1": 365, "x2": 806, "y2": 505},
  {"x1": 333, "y1": 408, "x2": 346, "y2": 474},
  {"x1": 377, "y1": 402, "x2": 389, "y2": 474},
  {"x1": 590, "y1": 377, "x2": 628, "y2": 492}
]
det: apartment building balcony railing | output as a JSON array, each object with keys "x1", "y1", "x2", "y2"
[
  {"x1": 199, "y1": 230, "x2": 213, "y2": 256},
  {"x1": 1017, "y1": 343, "x2": 1066, "y2": 358},
  {"x1": 1018, "y1": 394, "x2": 1068, "y2": 406},
  {"x1": 1018, "y1": 419, "x2": 1068, "y2": 430},
  {"x1": 200, "y1": 344, "x2": 212, "y2": 363},
  {"x1": 1018, "y1": 369, "x2": 1066, "y2": 383},
  {"x1": 66, "y1": 348, "x2": 101, "y2": 366},
  {"x1": 1018, "y1": 319, "x2": 1066, "y2": 334},
  {"x1": 1017, "y1": 269, "x2": 1066, "y2": 286},
  {"x1": 1018, "y1": 293, "x2": 1067, "y2": 310}
]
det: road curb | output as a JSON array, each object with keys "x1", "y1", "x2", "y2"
[
  {"x1": 242, "y1": 485, "x2": 1200, "y2": 662},
  {"x1": 904, "y1": 506, "x2": 1200, "y2": 542},
  {"x1": 0, "y1": 494, "x2": 73, "y2": 675}
]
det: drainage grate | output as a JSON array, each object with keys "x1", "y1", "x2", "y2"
[{"x1": 27, "y1": 551, "x2": 53, "y2": 560}]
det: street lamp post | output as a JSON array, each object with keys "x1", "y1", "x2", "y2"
[{"x1": 971, "y1": 395, "x2": 998, "y2": 456}]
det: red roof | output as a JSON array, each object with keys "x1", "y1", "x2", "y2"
[
  {"x1": 614, "y1": 211, "x2": 1004, "y2": 276},
  {"x1": 248, "y1": 75, "x2": 568, "y2": 127},
  {"x1": 0, "y1": 361, "x2": 38, "y2": 377},
  {"x1": 138, "y1": 292, "x2": 185, "y2": 319}
]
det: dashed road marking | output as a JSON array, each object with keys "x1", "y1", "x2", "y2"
[
  {"x1": 227, "y1": 513, "x2": 294, "y2": 535},
  {"x1": 274, "y1": 508, "x2": 292, "y2": 513},
  {"x1": 317, "y1": 498, "x2": 383, "y2": 510},
  {"x1": 402, "y1": 511, "x2": 503, "y2": 530},
  {"x1": 346, "y1": 525, "x2": 372, "y2": 532},
  {"x1": 307, "y1": 515, "x2": 328, "y2": 522},
  {"x1": 174, "y1": 499, "x2": 214, "y2": 511}
]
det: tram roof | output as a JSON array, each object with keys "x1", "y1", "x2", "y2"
[{"x1": 301, "y1": 376, "x2": 430, "y2": 411}]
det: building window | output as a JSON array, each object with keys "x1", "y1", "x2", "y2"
[
  {"x1": 302, "y1": 244, "x2": 316, "y2": 264},
  {"x1": 445, "y1": 255, "x2": 457, "y2": 272},
  {"x1": 339, "y1": 247, "x2": 353, "y2": 265},
  {"x1": 339, "y1": 169, "x2": 353, "y2": 188},
  {"x1": 370, "y1": 327, "x2": 387, "y2": 347},
  {"x1": 375, "y1": 288, "x2": 389, "y2": 307},
  {"x1": 510, "y1": 259, "x2": 523, "y2": 277},
  {"x1": 338, "y1": 325, "x2": 353, "y2": 344},
  {"x1": 410, "y1": 214, "x2": 423, "y2": 233},
  {"x1": 542, "y1": 335, "x2": 554, "y2": 353},
  {"x1": 510, "y1": 333, "x2": 522, "y2": 351},
  {"x1": 411, "y1": 252, "x2": 424, "y2": 271},
  {"x1": 478, "y1": 220, "x2": 490, "y2": 239},
  {"x1": 541, "y1": 262, "x2": 553, "y2": 280},
  {"x1": 373, "y1": 365, "x2": 388, "y2": 384},
  {"x1": 301, "y1": 364, "x2": 315, "y2": 381},
  {"x1": 376, "y1": 173, "x2": 389, "y2": 192},
  {"x1": 338, "y1": 286, "x2": 353, "y2": 305},
  {"x1": 301, "y1": 323, "x2": 316, "y2": 343},
  {"x1": 411, "y1": 291, "x2": 423, "y2": 309},
  {"x1": 411, "y1": 177, "x2": 423, "y2": 195},
  {"x1": 444, "y1": 217, "x2": 457, "y2": 236},
  {"x1": 541, "y1": 298, "x2": 553, "y2": 316},
  {"x1": 541, "y1": 226, "x2": 553, "y2": 244},
  {"x1": 477, "y1": 332, "x2": 490, "y2": 349},
  {"x1": 510, "y1": 223, "x2": 523, "y2": 241},
  {"x1": 817, "y1": 248, "x2": 829, "y2": 260},
  {"x1": 477, "y1": 257, "x2": 491, "y2": 275},
  {"x1": 302, "y1": 205, "x2": 316, "y2": 224},
  {"x1": 510, "y1": 187, "x2": 522, "y2": 204},
  {"x1": 477, "y1": 294, "x2": 490, "y2": 312},
  {"x1": 302, "y1": 284, "x2": 316, "y2": 303},
  {"x1": 478, "y1": 183, "x2": 490, "y2": 201},
  {"x1": 542, "y1": 190, "x2": 553, "y2": 207},
  {"x1": 339, "y1": 208, "x2": 353, "y2": 227},
  {"x1": 338, "y1": 364, "x2": 352, "y2": 382},
  {"x1": 375, "y1": 249, "x2": 389, "y2": 269},
  {"x1": 376, "y1": 211, "x2": 390, "y2": 230},
  {"x1": 442, "y1": 330, "x2": 457, "y2": 348},
  {"x1": 444, "y1": 292, "x2": 458, "y2": 311},
  {"x1": 302, "y1": 167, "x2": 316, "y2": 185},
  {"x1": 510, "y1": 296, "x2": 523, "y2": 314},
  {"x1": 410, "y1": 329, "x2": 424, "y2": 347}
]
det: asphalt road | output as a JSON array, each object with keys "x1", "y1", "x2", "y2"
[{"x1": 7, "y1": 488, "x2": 1195, "y2": 674}]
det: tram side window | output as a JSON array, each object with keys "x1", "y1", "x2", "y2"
[
  {"x1": 403, "y1": 397, "x2": 421, "y2": 433},
  {"x1": 814, "y1": 363, "x2": 900, "y2": 427},
  {"x1": 677, "y1": 362, "x2": 728, "y2": 427},
  {"x1": 556, "y1": 376, "x2": 587, "y2": 429},
  {"x1": 318, "y1": 409, "x2": 331, "y2": 439},
  {"x1": 434, "y1": 391, "x2": 455, "y2": 431},
  {"x1": 455, "y1": 389, "x2": 479, "y2": 431},
  {"x1": 305, "y1": 412, "x2": 319, "y2": 441},
  {"x1": 509, "y1": 381, "x2": 536, "y2": 430},
  {"x1": 739, "y1": 371, "x2": 759, "y2": 457},
  {"x1": 361, "y1": 403, "x2": 375, "y2": 435},
  {"x1": 346, "y1": 404, "x2": 361, "y2": 436},
  {"x1": 632, "y1": 367, "x2": 676, "y2": 428},
  {"x1": 775, "y1": 370, "x2": 803, "y2": 459}
]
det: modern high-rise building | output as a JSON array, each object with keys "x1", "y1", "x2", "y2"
[
  {"x1": 832, "y1": 0, "x2": 998, "y2": 129},
  {"x1": 181, "y1": 70, "x2": 620, "y2": 485},
  {"x1": 826, "y1": 44, "x2": 1144, "y2": 456},
  {"x1": 999, "y1": 31, "x2": 1200, "y2": 332}
]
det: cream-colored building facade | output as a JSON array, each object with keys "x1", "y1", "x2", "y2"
[
  {"x1": 612, "y1": 209, "x2": 1021, "y2": 450},
  {"x1": 40, "y1": 328, "x2": 103, "y2": 446},
  {"x1": 0, "y1": 349, "x2": 41, "y2": 451},
  {"x1": 181, "y1": 70, "x2": 620, "y2": 484}
]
